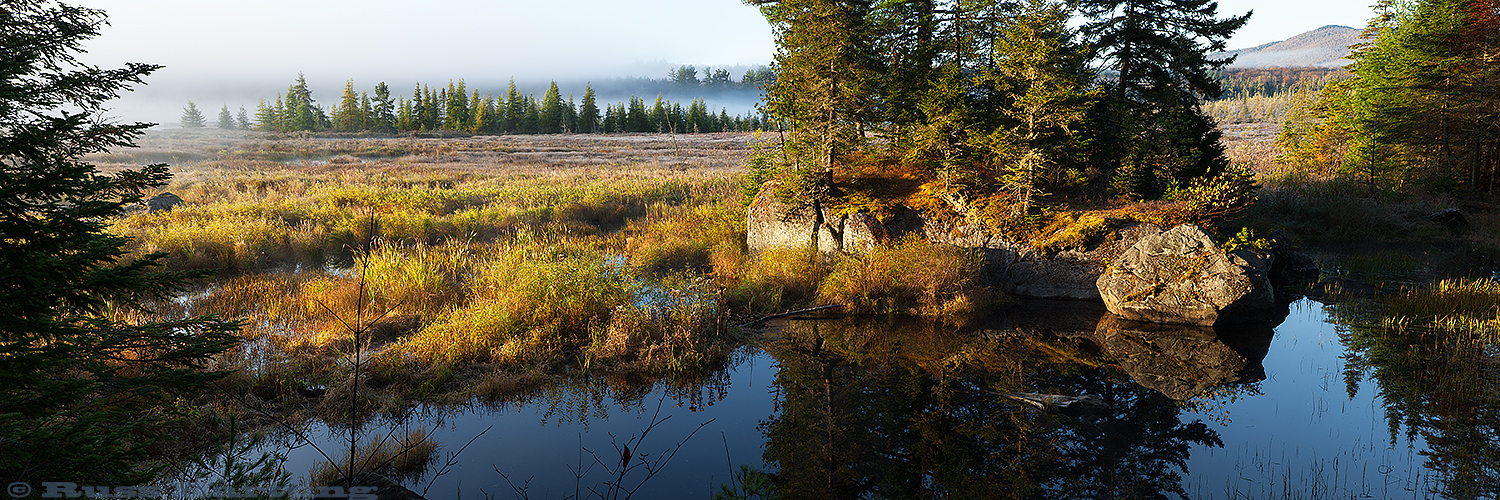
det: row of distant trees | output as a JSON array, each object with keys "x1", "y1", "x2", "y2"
[{"x1": 182, "y1": 66, "x2": 777, "y2": 134}]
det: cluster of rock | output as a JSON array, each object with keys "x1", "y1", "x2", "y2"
[{"x1": 747, "y1": 185, "x2": 1320, "y2": 326}]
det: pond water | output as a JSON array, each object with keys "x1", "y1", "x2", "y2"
[{"x1": 222, "y1": 288, "x2": 1499, "y2": 499}]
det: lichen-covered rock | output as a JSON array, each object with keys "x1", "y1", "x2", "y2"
[
  {"x1": 744, "y1": 184, "x2": 1168, "y2": 300},
  {"x1": 145, "y1": 192, "x2": 182, "y2": 213},
  {"x1": 1097, "y1": 224, "x2": 1278, "y2": 326},
  {"x1": 746, "y1": 181, "x2": 884, "y2": 254}
]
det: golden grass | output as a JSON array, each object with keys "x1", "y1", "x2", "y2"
[
  {"x1": 818, "y1": 236, "x2": 988, "y2": 316},
  {"x1": 1382, "y1": 279, "x2": 1500, "y2": 340}
]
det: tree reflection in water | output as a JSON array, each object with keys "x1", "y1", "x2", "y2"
[
  {"x1": 1331, "y1": 299, "x2": 1500, "y2": 500},
  {"x1": 758, "y1": 306, "x2": 1230, "y2": 499}
]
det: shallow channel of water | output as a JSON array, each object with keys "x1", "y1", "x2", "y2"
[{"x1": 214, "y1": 291, "x2": 1500, "y2": 499}]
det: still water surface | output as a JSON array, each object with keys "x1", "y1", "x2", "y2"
[{"x1": 250, "y1": 290, "x2": 1496, "y2": 499}]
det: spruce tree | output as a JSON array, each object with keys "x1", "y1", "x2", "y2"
[
  {"x1": 1078, "y1": 0, "x2": 1249, "y2": 198},
  {"x1": 216, "y1": 104, "x2": 235, "y2": 129},
  {"x1": 285, "y1": 73, "x2": 319, "y2": 131},
  {"x1": 540, "y1": 81, "x2": 564, "y2": 134},
  {"x1": 1, "y1": 0, "x2": 239, "y2": 481},
  {"x1": 180, "y1": 101, "x2": 206, "y2": 128},
  {"x1": 580, "y1": 84, "x2": 601, "y2": 133},
  {"x1": 254, "y1": 98, "x2": 277, "y2": 131},
  {"x1": 372, "y1": 82, "x2": 396, "y2": 133},
  {"x1": 505, "y1": 79, "x2": 525, "y2": 133},
  {"x1": 236, "y1": 106, "x2": 251, "y2": 130},
  {"x1": 333, "y1": 79, "x2": 362, "y2": 132}
]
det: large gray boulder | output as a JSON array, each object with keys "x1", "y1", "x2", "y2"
[
  {"x1": 146, "y1": 192, "x2": 182, "y2": 213},
  {"x1": 746, "y1": 181, "x2": 884, "y2": 254},
  {"x1": 744, "y1": 183, "x2": 1164, "y2": 300},
  {"x1": 1097, "y1": 224, "x2": 1278, "y2": 326}
]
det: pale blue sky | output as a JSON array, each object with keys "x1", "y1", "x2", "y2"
[{"x1": 72, "y1": 0, "x2": 1377, "y2": 125}]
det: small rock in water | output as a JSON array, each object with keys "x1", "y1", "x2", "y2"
[{"x1": 1000, "y1": 392, "x2": 1110, "y2": 413}]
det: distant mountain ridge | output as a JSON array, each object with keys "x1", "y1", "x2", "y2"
[{"x1": 1213, "y1": 25, "x2": 1362, "y2": 68}]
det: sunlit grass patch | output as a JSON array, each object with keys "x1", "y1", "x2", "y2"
[
  {"x1": 382, "y1": 244, "x2": 633, "y2": 367},
  {"x1": 587, "y1": 273, "x2": 730, "y2": 372},
  {"x1": 1381, "y1": 279, "x2": 1500, "y2": 340},
  {"x1": 818, "y1": 236, "x2": 988, "y2": 316},
  {"x1": 724, "y1": 246, "x2": 825, "y2": 313}
]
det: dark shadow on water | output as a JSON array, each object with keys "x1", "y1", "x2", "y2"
[{"x1": 758, "y1": 305, "x2": 1231, "y2": 499}]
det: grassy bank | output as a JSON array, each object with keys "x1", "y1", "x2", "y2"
[{"x1": 102, "y1": 130, "x2": 994, "y2": 433}]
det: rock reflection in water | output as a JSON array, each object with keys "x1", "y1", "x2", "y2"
[
  {"x1": 760, "y1": 307, "x2": 1223, "y2": 499},
  {"x1": 1089, "y1": 314, "x2": 1275, "y2": 401}
]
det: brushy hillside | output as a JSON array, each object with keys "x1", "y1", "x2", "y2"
[{"x1": 1213, "y1": 25, "x2": 1361, "y2": 68}]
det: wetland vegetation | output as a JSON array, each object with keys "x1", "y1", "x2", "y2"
[{"x1": 9, "y1": 0, "x2": 1500, "y2": 497}]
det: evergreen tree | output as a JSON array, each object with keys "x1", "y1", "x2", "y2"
[
  {"x1": 215, "y1": 104, "x2": 235, "y2": 129},
  {"x1": 670, "y1": 65, "x2": 700, "y2": 86},
  {"x1": 650, "y1": 95, "x2": 668, "y2": 133},
  {"x1": 285, "y1": 73, "x2": 320, "y2": 131},
  {"x1": 372, "y1": 82, "x2": 396, "y2": 133},
  {"x1": 359, "y1": 92, "x2": 372, "y2": 131},
  {"x1": 627, "y1": 96, "x2": 649, "y2": 132},
  {"x1": 421, "y1": 85, "x2": 441, "y2": 130},
  {"x1": 1, "y1": 0, "x2": 239, "y2": 480},
  {"x1": 468, "y1": 90, "x2": 487, "y2": 133},
  {"x1": 254, "y1": 98, "x2": 277, "y2": 131},
  {"x1": 505, "y1": 79, "x2": 525, "y2": 133},
  {"x1": 523, "y1": 95, "x2": 541, "y2": 133},
  {"x1": 444, "y1": 80, "x2": 469, "y2": 131},
  {"x1": 742, "y1": 65, "x2": 776, "y2": 89},
  {"x1": 539, "y1": 81, "x2": 564, "y2": 133},
  {"x1": 236, "y1": 106, "x2": 251, "y2": 130},
  {"x1": 397, "y1": 96, "x2": 415, "y2": 131},
  {"x1": 180, "y1": 101, "x2": 206, "y2": 128},
  {"x1": 754, "y1": 0, "x2": 881, "y2": 172},
  {"x1": 988, "y1": 0, "x2": 1099, "y2": 214},
  {"x1": 1078, "y1": 0, "x2": 1250, "y2": 198},
  {"x1": 333, "y1": 79, "x2": 362, "y2": 132},
  {"x1": 580, "y1": 84, "x2": 601, "y2": 133}
]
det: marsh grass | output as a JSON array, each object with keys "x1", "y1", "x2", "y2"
[
  {"x1": 1379, "y1": 279, "x2": 1500, "y2": 341},
  {"x1": 307, "y1": 427, "x2": 438, "y2": 485},
  {"x1": 818, "y1": 237, "x2": 989, "y2": 316}
]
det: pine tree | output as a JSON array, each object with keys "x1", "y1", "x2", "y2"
[
  {"x1": 285, "y1": 73, "x2": 319, "y2": 131},
  {"x1": 627, "y1": 96, "x2": 649, "y2": 132},
  {"x1": 539, "y1": 81, "x2": 564, "y2": 133},
  {"x1": 444, "y1": 80, "x2": 469, "y2": 131},
  {"x1": 180, "y1": 101, "x2": 206, "y2": 128},
  {"x1": 1, "y1": 0, "x2": 239, "y2": 480},
  {"x1": 372, "y1": 82, "x2": 396, "y2": 133},
  {"x1": 505, "y1": 79, "x2": 525, "y2": 133},
  {"x1": 988, "y1": 0, "x2": 1098, "y2": 215},
  {"x1": 1078, "y1": 0, "x2": 1250, "y2": 198},
  {"x1": 333, "y1": 79, "x2": 362, "y2": 132},
  {"x1": 359, "y1": 91, "x2": 372, "y2": 131},
  {"x1": 580, "y1": 84, "x2": 601, "y2": 133},
  {"x1": 254, "y1": 98, "x2": 277, "y2": 131},
  {"x1": 236, "y1": 106, "x2": 251, "y2": 130},
  {"x1": 216, "y1": 104, "x2": 235, "y2": 129},
  {"x1": 754, "y1": 0, "x2": 881, "y2": 173},
  {"x1": 397, "y1": 96, "x2": 415, "y2": 131},
  {"x1": 468, "y1": 90, "x2": 487, "y2": 133}
]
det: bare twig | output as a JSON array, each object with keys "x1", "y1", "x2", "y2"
[{"x1": 737, "y1": 304, "x2": 842, "y2": 328}]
